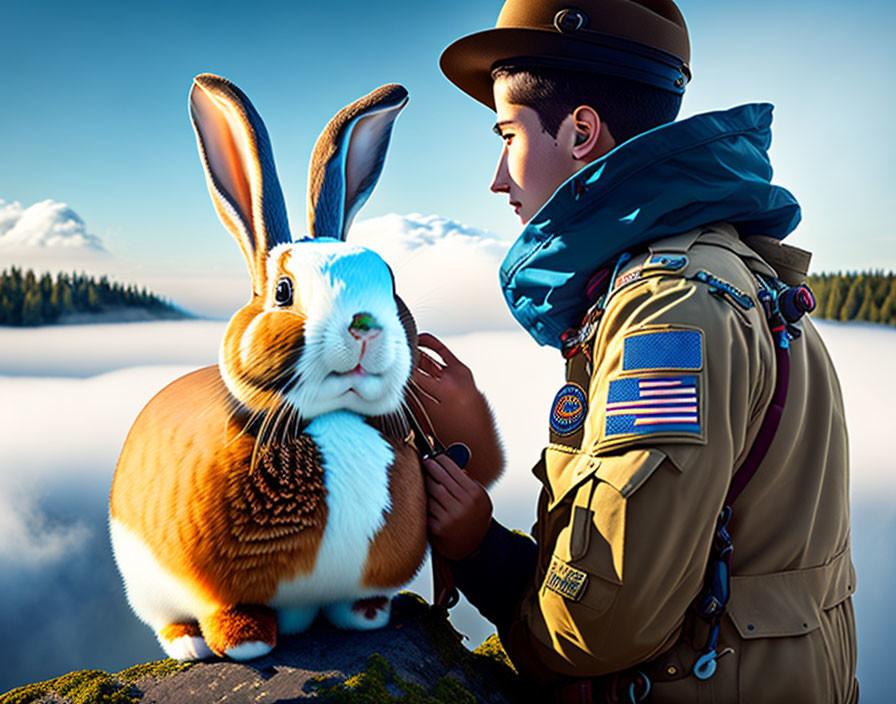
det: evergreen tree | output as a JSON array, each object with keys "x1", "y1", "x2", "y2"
[
  {"x1": 824, "y1": 276, "x2": 846, "y2": 321},
  {"x1": 855, "y1": 278, "x2": 874, "y2": 323},
  {"x1": 87, "y1": 282, "x2": 101, "y2": 312},
  {"x1": 873, "y1": 274, "x2": 890, "y2": 308},
  {"x1": 880, "y1": 280, "x2": 896, "y2": 326},
  {"x1": 839, "y1": 276, "x2": 859, "y2": 322},
  {"x1": 21, "y1": 288, "x2": 44, "y2": 326}
]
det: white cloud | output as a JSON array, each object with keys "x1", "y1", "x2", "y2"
[
  {"x1": 0, "y1": 199, "x2": 105, "y2": 251},
  {"x1": 0, "y1": 365, "x2": 195, "y2": 568},
  {"x1": 0, "y1": 488, "x2": 89, "y2": 567},
  {"x1": 349, "y1": 213, "x2": 515, "y2": 335},
  {"x1": 0, "y1": 321, "x2": 222, "y2": 377}
]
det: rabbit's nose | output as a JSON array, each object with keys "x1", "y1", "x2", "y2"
[{"x1": 349, "y1": 312, "x2": 382, "y2": 341}]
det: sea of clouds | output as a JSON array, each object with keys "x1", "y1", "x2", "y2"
[{"x1": 0, "y1": 209, "x2": 892, "y2": 700}]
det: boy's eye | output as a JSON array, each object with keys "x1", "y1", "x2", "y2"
[{"x1": 501, "y1": 132, "x2": 514, "y2": 144}]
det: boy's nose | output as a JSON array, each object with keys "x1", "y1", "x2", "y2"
[{"x1": 490, "y1": 149, "x2": 510, "y2": 194}]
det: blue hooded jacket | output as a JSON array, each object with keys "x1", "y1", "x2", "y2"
[{"x1": 498, "y1": 103, "x2": 801, "y2": 348}]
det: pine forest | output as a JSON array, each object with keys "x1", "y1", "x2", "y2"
[
  {"x1": 806, "y1": 271, "x2": 896, "y2": 327},
  {"x1": 0, "y1": 267, "x2": 187, "y2": 326}
]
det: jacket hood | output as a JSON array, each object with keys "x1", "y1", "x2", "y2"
[{"x1": 499, "y1": 102, "x2": 801, "y2": 348}]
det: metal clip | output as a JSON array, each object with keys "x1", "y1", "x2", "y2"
[{"x1": 693, "y1": 647, "x2": 734, "y2": 680}]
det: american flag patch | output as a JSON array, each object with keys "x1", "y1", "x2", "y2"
[{"x1": 605, "y1": 375, "x2": 701, "y2": 439}]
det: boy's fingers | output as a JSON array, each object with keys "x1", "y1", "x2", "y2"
[
  {"x1": 411, "y1": 380, "x2": 441, "y2": 413},
  {"x1": 424, "y1": 475, "x2": 455, "y2": 508},
  {"x1": 428, "y1": 505, "x2": 448, "y2": 528},
  {"x1": 425, "y1": 475, "x2": 466, "y2": 517},
  {"x1": 417, "y1": 350, "x2": 444, "y2": 377},
  {"x1": 410, "y1": 369, "x2": 441, "y2": 399},
  {"x1": 432, "y1": 453, "x2": 478, "y2": 494},
  {"x1": 418, "y1": 332, "x2": 461, "y2": 366},
  {"x1": 424, "y1": 456, "x2": 466, "y2": 493}
]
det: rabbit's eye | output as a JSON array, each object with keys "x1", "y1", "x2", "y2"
[{"x1": 274, "y1": 277, "x2": 294, "y2": 307}]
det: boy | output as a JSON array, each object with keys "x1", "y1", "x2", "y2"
[{"x1": 414, "y1": 1, "x2": 859, "y2": 702}]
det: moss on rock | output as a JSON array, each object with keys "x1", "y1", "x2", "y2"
[
  {"x1": 115, "y1": 660, "x2": 191, "y2": 685},
  {"x1": 0, "y1": 659, "x2": 192, "y2": 704},
  {"x1": 308, "y1": 653, "x2": 475, "y2": 704},
  {"x1": 0, "y1": 670, "x2": 136, "y2": 704}
]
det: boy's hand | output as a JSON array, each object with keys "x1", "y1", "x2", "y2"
[
  {"x1": 413, "y1": 333, "x2": 504, "y2": 486},
  {"x1": 424, "y1": 450, "x2": 493, "y2": 561}
]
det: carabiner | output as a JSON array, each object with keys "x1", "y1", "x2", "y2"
[
  {"x1": 693, "y1": 650, "x2": 718, "y2": 680},
  {"x1": 693, "y1": 647, "x2": 734, "y2": 681}
]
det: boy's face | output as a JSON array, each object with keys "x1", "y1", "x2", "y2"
[{"x1": 490, "y1": 76, "x2": 581, "y2": 224}]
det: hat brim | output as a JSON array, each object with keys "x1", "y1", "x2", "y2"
[
  {"x1": 440, "y1": 27, "x2": 635, "y2": 111},
  {"x1": 440, "y1": 26, "x2": 688, "y2": 111},
  {"x1": 441, "y1": 28, "x2": 578, "y2": 110}
]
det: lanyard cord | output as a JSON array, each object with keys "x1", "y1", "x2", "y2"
[{"x1": 404, "y1": 393, "x2": 459, "y2": 611}]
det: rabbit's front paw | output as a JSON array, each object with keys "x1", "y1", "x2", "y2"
[
  {"x1": 157, "y1": 623, "x2": 214, "y2": 661},
  {"x1": 323, "y1": 596, "x2": 392, "y2": 630},
  {"x1": 199, "y1": 604, "x2": 277, "y2": 660}
]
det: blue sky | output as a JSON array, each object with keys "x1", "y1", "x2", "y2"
[{"x1": 1, "y1": 0, "x2": 894, "y2": 278}]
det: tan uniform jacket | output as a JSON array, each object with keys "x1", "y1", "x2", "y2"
[{"x1": 501, "y1": 224, "x2": 859, "y2": 703}]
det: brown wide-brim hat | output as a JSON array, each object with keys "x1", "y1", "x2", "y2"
[{"x1": 440, "y1": 0, "x2": 691, "y2": 110}]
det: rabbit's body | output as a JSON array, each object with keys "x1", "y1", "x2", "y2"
[
  {"x1": 111, "y1": 369, "x2": 426, "y2": 652},
  {"x1": 110, "y1": 75, "x2": 427, "y2": 661}
]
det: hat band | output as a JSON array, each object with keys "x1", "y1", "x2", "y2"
[{"x1": 493, "y1": 30, "x2": 689, "y2": 96}]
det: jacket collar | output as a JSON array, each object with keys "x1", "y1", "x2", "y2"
[{"x1": 498, "y1": 103, "x2": 801, "y2": 348}]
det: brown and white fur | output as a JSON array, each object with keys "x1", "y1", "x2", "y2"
[{"x1": 109, "y1": 75, "x2": 427, "y2": 661}]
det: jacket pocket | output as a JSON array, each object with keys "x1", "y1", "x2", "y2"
[
  {"x1": 726, "y1": 546, "x2": 856, "y2": 703},
  {"x1": 727, "y1": 546, "x2": 855, "y2": 639}
]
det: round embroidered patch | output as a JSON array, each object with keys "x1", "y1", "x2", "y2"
[{"x1": 550, "y1": 383, "x2": 588, "y2": 436}]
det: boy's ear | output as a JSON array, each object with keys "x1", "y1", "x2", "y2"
[{"x1": 571, "y1": 105, "x2": 610, "y2": 162}]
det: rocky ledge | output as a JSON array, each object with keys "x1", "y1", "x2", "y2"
[{"x1": 0, "y1": 593, "x2": 526, "y2": 704}]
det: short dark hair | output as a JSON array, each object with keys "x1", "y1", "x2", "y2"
[{"x1": 491, "y1": 64, "x2": 682, "y2": 144}]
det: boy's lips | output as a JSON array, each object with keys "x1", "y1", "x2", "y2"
[{"x1": 510, "y1": 200, "x2": 521, "y2": 215}]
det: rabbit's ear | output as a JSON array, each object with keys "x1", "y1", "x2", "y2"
[
  {"x1": 189, "y1": 74, "x2": 291, "y2": 294},
  {"x1": 307, "y1": 84, "x2": 408, "y2": 240}
]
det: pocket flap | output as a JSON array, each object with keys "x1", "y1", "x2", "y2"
[
  {"x1": 544, "y1": 446, "x2": 597, "y2": 511},
  {"x1": 727, "y1": 546, "x2": 855, "y2": 639},
  {"x1": 594, "y1": 449, "x2": 667, "y2": 498},
  {"x1": 544, "y1": 447, "x2": 668, "y2": 509}
]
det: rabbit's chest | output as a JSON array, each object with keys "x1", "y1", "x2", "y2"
[{"x1": 272, "y1": 410, "x2": 393, "y2": 604}]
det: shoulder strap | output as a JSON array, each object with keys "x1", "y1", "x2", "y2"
[
  {"x1": 726, "y1": 340, "x2": 790, "y2": 505},
  {"x1": 726, "y1": 274, "x2": 816, "y2": 506}
]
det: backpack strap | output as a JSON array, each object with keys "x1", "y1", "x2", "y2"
[{"x1": 691, "y1": 274, "x2": 816, "y2": 680}]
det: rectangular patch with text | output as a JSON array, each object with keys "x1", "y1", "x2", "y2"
[
  {"x1": 604, "y1": 375, "x2": 701, "y2": 439},
  {"x1": 544, "y1": 556, "x2": 589, "y2": 601}
]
